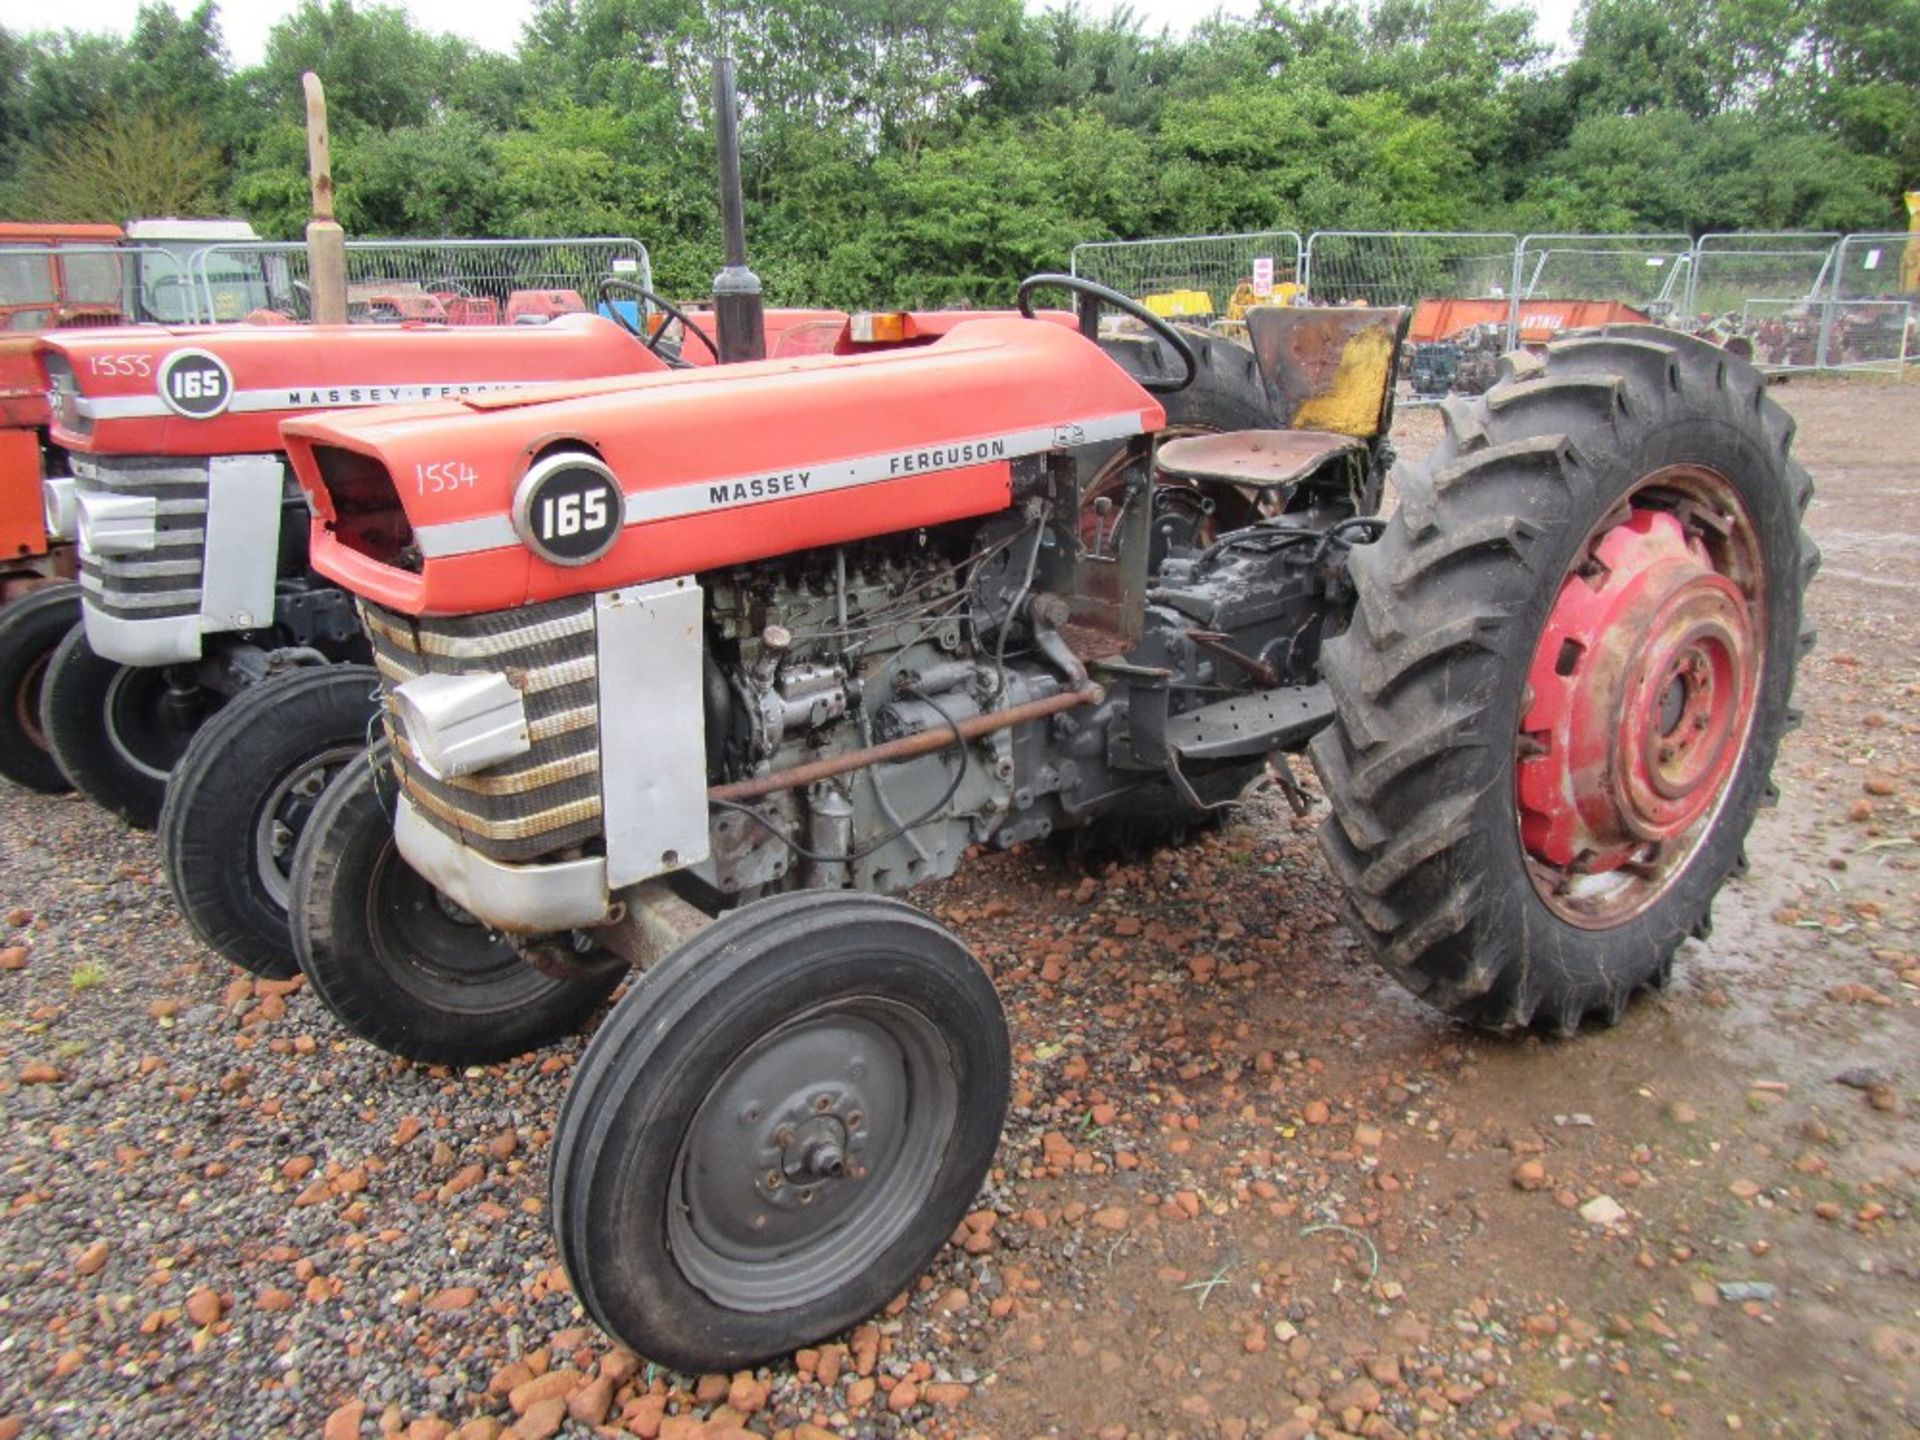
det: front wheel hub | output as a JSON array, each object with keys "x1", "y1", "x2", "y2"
[{"x1": 1519, "y1": 490, "x2": 1762, "y2": 924}]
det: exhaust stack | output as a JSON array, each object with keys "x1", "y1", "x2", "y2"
[
  {"x1": 711, "y1": 56, "x2": 766, "y2": 364},
  {"x1": 302, "y1": 72, "x2": 347, "y2": 325}
]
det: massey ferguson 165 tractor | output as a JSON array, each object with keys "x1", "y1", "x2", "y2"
[
  {"x1": 13, "y1": 312, "x2": 733, "y2": 981},
  {"x1": 251, "y1": 117, "x2": 1816, "y2": 1373},
  {"x1": 228, "y1": 62, "x2": 1816, "y2": 1372}
]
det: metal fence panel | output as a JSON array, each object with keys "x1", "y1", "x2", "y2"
[
  {"x1": 1818, "y1": 234, "x2": 1917, "y2": 371},
  {"x1": 1514, "y1": 233, "x2": 1693, "y2": 329},
  {"x1": 1065, "y1": 226, "x2": 1913, "y2": 379},
  {"x1": 1687, "y1": 232, "x2": 1839, "y2": 319},
  {"x1": 1301, "y1": 230, "x2": 1518, "y2": 309},
  {"x1": 1068, "y1": 231, "x2": 1304, "y2": 322},
  {"x1": 1728, "y1": 299, "x2": 1828, "y2": 372},
  {"x1": 0, "y1": 243, "x2": 191, "y2": 329},
  {"x1": 185, "y1": 237, "x2": 652, "y2": 326}
]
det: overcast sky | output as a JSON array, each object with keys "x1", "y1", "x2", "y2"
[{"x1": 0, "y1": 0, "x2": 1585, "y2": 67}]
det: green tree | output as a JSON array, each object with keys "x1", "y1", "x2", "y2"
[{"x1": 16, "y1": 107, "x2": 223, "y2": 220}]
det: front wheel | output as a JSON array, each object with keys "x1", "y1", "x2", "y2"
[
  {"x1": 552, "y1": 892, "x2": 1010, "y2": 1372},
  {"x1": 160, "y1": 664, "x2": 380, "y2": 979},
  {"x1": 1312, "y1": 327, "x2": 1816, "y2": 1033},
  {"x1": 289, "y1": 755, "x2": 623, "y2": 1063},
  {"x1": 40, "y1": 626, "x2": 212, "y2": 827},
  {"x1": 0, "y1": 584, "x2": 80, "y2": 794}
]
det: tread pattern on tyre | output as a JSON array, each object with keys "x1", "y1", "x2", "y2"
[
  {"x1": 39, "y1": 623, "x2": 173, "y2": 827},
  {"x1": 552, "y1": 891, "x2": 1010, "y2": 1371},
  {"x1": 0, "y1": 583, "x2": 81, "y2": 793},
  {"x1": 290, "y1": 753, "x2": 622, "y2": 1065},
  {"x1": 159, "y1": 663, "x2": 381, "y2": 979},
  {"x1": 1310, "y1": 325, "x2": 1816, "y2": 1032}
]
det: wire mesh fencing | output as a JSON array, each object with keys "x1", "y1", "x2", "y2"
[
  {"x1": 184, "y1": 237, "x2": 653, "y2": 327},
  {"x1": 1069, "y1": 231, "x2": 1303, "y2": 329},
  {"x1": 1300, "y1": 231, "x2": 1518, "y2": 309},
  {"x1": 1514, "y1": 233, "x2": 1693, "y2": 327},
  {"x1": 1817, "y1": 234, "x2": 1918, "y2": 372},
  {"x1": 1686, "y1": 233, "x2": 1839, "y2": 319},
  {"x1": 0, "y1": 243, "x2": 191, "y2": 330}
]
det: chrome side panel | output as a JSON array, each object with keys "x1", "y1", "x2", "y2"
[
  {"x1": 198, "y1": 454, "x2": 285, "y2": 632},
  {"x1": 595, "y1": 578, "x2": 710, "y2": 888}
]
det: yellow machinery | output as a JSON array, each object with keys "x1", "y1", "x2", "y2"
[
  {"x1": 1142, "y1": 288, "x2": 1215, "y2": 319},
  {"x1": 1903, "y1": 191, "x2": 1919, "y2": 294}
]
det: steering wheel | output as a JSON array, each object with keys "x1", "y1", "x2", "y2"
[
  {"x1": 1016, "y1": 272, "x2": 1196, "y2": 393},
  {"x1": 598, "y1": 278, "x2": 719, "y2": 365}
]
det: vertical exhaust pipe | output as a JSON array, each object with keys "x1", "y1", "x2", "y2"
[
  {"x1": 711, "y1": 56, "x2": 766, "y2": 363},
  {"x1": 302, "y1": 72, "x2": 347, "y2": 325}
]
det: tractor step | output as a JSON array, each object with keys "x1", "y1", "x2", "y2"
[{"x1": 1165, "y1": 683, "x2": 1333, "y2": 761}]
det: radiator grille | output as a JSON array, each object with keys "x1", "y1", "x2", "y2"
[
  {"x1": 74, "y1": 456, "x2": 207, "y2": 621},
  {"x1": 364, "y1": 596, "x2": 603, "y2": 864}
]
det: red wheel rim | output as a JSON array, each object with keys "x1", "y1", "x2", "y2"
[
  {"x1": 1516, "y1": 465, "x2": 1766, "y2": 927},
  {"x1": 15, "y1": 650, "x2": 51, "y2": 752}
]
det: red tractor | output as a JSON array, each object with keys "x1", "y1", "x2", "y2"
[
  {"x1": 228, "y1": 67, "x2": 1817, "y2": 1374},
  {"x1": 3, "y1": 301, "x2": 757, "y2": 979}
]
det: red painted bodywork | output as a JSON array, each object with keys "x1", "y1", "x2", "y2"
[
  {"x1": 1410, "y1": 297, "x2": 1652, "y2": 345},
  {"x1": 40, "y1": 315, "x2": 669, "y2": 457},
  {"x1": 282, "y1": 316, "x2": 1164, "y2": 617},
  {"x1": 1518, "y1": 509, "x2": 1755, "y2": 873},
  {"x1": 0, "y1": 337, "x2": 51, "y2": 566}
]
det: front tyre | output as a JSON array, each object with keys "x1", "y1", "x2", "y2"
[
  {"x1": 40, "y1": 626, "x2": 211, "y2": 827},
  {"x1": 1312, "y1": 327, "x2": 1816, "y2": 1033},
  {"x1": 552, "y1": 893, "x2": 1010, "y2": 1372},
  {"x1": 160, "y1": 664, "x2": 380, "y2": 979},
  {"x1": 0, "y1": 584, "x2": 80, "y2": 793},
  {"x1": 289, "y1": 755, "x2": 622, "y2": 1064}
]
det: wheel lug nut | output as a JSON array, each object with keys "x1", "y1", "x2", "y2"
[
  {"x1": 765, "y1": 1170, "x2": 782, "y2": 1189},
  {"x1": 812, "y1": 1094, "x2": 833, "y2": 1113},
  {"x1": 773, "y1": 1127, "x2": 794, "y2": 1147}
]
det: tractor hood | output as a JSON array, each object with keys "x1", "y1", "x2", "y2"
[
  {"x1": 282, "y1": 315, "x2": 1167, "y2": 616},
  {"x1": 38, "y1": 314, "x2": 665, "y2": 457}
]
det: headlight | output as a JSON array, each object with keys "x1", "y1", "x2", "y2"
[
  {"x1": 42, "y1": 477, "x2": 77, "y2": 541},
  {"x1": 392, "y1": 670, "x2": 531, "y2": 780},
  {"x1": 75, "y1": 491, "x2": 157, "y2": 556}
]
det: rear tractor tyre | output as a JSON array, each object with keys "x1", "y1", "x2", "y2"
[
  {"x1": 289, "y1": 755, "x2": 623, "y2": 1064},
  {"x1": 552, "y1": 892, "x2": 1010, "y2": 1372},
  {"x1": 0, "y1": 583, "x2": 80, "y2": 794},
  {"x1": 160, "y1": 664, "x2": 380, "y2": 980},
  {"x1": 40, "y1": 626, "x2": 214, "y2": 828},
  {"x1": 1312, "y1": 326, "x2": 1816, "y2": 1033}
]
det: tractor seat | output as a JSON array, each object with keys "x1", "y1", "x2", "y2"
[{"x1": 1155, "y1": 429, "x2": 1364, "y2": 490}]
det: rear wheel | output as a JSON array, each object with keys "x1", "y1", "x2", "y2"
[
  {"x1": 161, "y1": 665, "x2": 379, "y2": 979},
  {"x1": 1312, "y1": 327, "x2": 1815, "y2": 1032},
  {"x1": 40, "y1": 626, "x2": 213, "y2": 827},
  {"x1": 289, "y1": 755, "x2": 623, "y2": 1064},
  {"x1": 552, "y1": 892, "x2": 1009, "y2": 1372},
  {"x1": 0, "y1": 584, "x2": 80, "y2": 794}
]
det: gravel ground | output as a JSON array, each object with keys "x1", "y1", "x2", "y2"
[{"x1": 0, "y1": 375, "x2": 1914, "y2": 1440}]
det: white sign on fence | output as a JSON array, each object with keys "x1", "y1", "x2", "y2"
[{"x1": 1252, "y1": 256, "x2": 1275, "y2": 297}]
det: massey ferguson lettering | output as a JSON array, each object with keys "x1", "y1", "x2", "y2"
[
  {"x1": 284, "y1": 382, "x2": 522, "y2": 408},
  {"x1": 708, "y1": 471, "x2": 814, "y2": 506},
  {"x1": 889, "y1": 438, "x2": 1008, "y2": 475}
]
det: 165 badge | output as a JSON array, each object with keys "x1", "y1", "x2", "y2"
[
  {"x1": 511, "y1": 452, "x2": 624, "y2": 566},
  {"x1": 156, "y1": 349, "x2": 234, "y2": 419}
]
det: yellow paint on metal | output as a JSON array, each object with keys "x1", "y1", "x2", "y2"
[
  {"x1": 1143, "y1": 289, "x2": 1215, "y2": 319},
  {"x1": 1289, "y1": 326, "x2": 1397, "y2": 437},
  {"x1": 1902, "y1": 191, "x2": 1919, "y2": 294}
]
